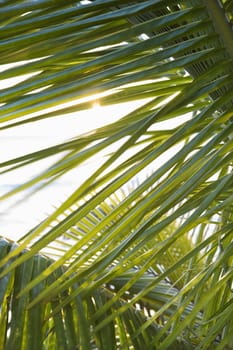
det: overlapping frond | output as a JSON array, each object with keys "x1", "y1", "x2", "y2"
[{"x1": 0, "y1": 1, "x2": 233, "y2": 349}]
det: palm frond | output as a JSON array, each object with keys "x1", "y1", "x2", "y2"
[{"x1": 1, "y1": 1, "x2": 233, "y2": 349}]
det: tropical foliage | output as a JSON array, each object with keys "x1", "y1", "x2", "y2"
[{"x1": 0, "y1": 0, "x2": 233, "y2": 349}]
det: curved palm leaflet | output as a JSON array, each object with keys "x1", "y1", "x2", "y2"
[{"x1": 0, "y1": 1, "x2": 233, "y2": 349}]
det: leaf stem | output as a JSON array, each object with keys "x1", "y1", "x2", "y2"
[{"x1": 203, "y1": 0, "x2": 233, "y2": 59}]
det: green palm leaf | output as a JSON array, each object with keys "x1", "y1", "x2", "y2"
[{"x1": 1, "y1": 1, "x2": 233, "y2": 349}]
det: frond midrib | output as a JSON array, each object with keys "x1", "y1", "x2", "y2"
[{"x1": 203, "y1": 0, "x2": 233, "y2": 60}]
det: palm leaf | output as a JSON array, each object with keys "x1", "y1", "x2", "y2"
[{"x1": 1, "y1": 1, "x2": 233, "y2": 349}]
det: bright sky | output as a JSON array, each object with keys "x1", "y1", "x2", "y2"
[
  {"x1": 0, "y1": 97, "x2": 153, "y2": 240},
  {"x1": 0, "y1": 65, "x2": 189, "y2": 241}
]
